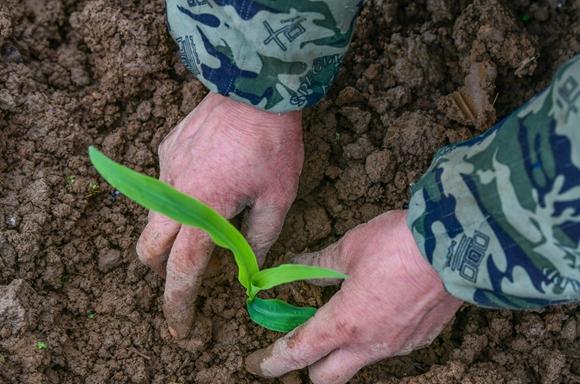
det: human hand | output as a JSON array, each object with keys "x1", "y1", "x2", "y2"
[
  {"x1": 245, "y1": 210, "x2": 462, "y2": 384},
  {"x1": 136, "y1": 93, "x2": 303, "y2": 339}
]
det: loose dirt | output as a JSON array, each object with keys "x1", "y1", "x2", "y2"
[{"x1": 0, "y1": 0, "x2": 578, "y2": 383}]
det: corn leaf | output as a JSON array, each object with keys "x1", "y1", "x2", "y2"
[
  {"x1": 250, "y1": 264, "x2": 347, "y2": 298},
  {"x1": 88, "y1": 146, "x2": 259, "y2": 291},
  {"x1": 247, "y1": 297, "x2": 316, "y2": 332}
]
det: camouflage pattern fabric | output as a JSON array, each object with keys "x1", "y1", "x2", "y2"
[
  {"x1": 166, "y1": 0, "x2": 361, "y2": 112},
  {"x1": 408, "y1": 55, "x2": 580, "y2": 309}
]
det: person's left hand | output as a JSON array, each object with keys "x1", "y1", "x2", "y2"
[
  {"x1": 245, "y1": 210, "x2": 462, "y2": 384},
  {"x1": 135, "y1": 93, "x2": 303, "y2": 339}
]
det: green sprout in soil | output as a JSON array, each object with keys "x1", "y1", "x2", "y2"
[
  {"x1": 35, "y1": 341, "x2": 48, "y2": 350},
  {"x1": 61, "y1": 273, "x2": 70, "y2": 284},
  {"x1": 521, "y1": 14, "x2": 531, "y2": 22},
  {"x1": 65, "y1": 175, "x2": 76, "y2": 186},
  {"x1": 86, "y1": 181, "x2": 101, "y2": 198},
  {"x1": 88, "y1": 147, "x2": 347, "y2": 332},
  {"x1": 87, "y1": 310, "x2": 96, "y2": 319}
]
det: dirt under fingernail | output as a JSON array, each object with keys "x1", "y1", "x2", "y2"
[{"x1": 245, "y1": 349, "x2": 267, "y2": 376}]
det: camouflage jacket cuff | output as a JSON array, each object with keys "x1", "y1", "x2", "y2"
[
  {"x1": 166, "y1": 0, "x2": 361, "y2": 113},
  {"x1": 407, "y1": 55, "x2": 580, "y2": 310}
]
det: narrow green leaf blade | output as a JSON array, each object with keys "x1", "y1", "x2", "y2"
[
  {"x1": 88, "y1": 146, "x2": 259, "y2": 290},
  {"x1": 247, "y1": 297, "x2": 316, "y2": 332},
  {"x1": 251, "y1": 264, "x2": 347, "y2": 294}
]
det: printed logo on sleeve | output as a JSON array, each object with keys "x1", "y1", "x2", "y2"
[
  {"x1": 263, "y1": 17, "x2": 306, "y2": 52},
  {"x1": 446, "y1": 231, "x2": 490, "y2": 283},
  {"x1": 289, "y1": 54, "x2": 343, "y2": 107},
  {"x1": 176, "y1": 35, "x2": 200, "y2": 75}
]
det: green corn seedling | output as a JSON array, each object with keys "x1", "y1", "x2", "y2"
[{"x1": 88, "y1": 147, "x2": 347, "y2": 332}]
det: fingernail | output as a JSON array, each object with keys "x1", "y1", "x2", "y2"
[
  {"x1": 168, "y1": 326, "x2": 177, "y2": 338},
  {"x1": 245, "y1": 349, "x2": 267, "y2": 376}
]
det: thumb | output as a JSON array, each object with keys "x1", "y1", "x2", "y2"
[
  {"x1": 291, "y1": 241, "x2": 349, "y2": 287},
  {"x1": 246, "y1": 291, "x2": 349, "y2": 378},
  {"x1": 244, "y1": 194, "x2": 293, "y2": 266}
]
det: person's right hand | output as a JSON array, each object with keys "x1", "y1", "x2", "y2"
[
  {"x1": 136, "y1": 93, "x2": 304, "y2": 339},
  {"x1": 246, "y1": 211, "x2": 462, "y2": 384}
]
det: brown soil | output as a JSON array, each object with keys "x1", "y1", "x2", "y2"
[{"x1": 0, "y1": 0, "x2": 579, "y2": 383}]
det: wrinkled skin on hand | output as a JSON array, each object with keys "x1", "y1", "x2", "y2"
[
  {"x1": 136, "y1": 93, "x2": 303, "y2": 339},
  {"x1": 246, "y1": 211, "x2": 463, "y2": 384}
]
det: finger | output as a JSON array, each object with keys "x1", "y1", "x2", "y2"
[
  {"x1": 136, "y1": 212, "x2": 180, "y2": 277},
  {"x1": 244, "y1": 196, "x2": 292, "y2": 266},
  {"x1": 163, "y1": 226, "x2": 214, "y2": 339},
  {"x1": 291, "y1": 242, "x2": 348, "y2": 286},
  {"x1": 308, "y1": 347, "x2": 368, "y2": 384},
  {"x1": 245, "y1": 292, "x2": 352, "y2": 378}
]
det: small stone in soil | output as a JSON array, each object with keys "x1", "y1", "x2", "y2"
[
  {"x1": 110, "y1": 190, "x2": 121, "y2": 202},
  {"x1": 1, "y1": 44, "x2": 22, "y2": 63},
  {"x1": 5, "y1": 215, "x2": 18, "y2": 228}
]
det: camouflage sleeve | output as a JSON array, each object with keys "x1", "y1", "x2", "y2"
[
  {"x1": 407, "y1": 55, "x2": 580, "y2": 310},
  {"x1": 165, "y1": 0, "x2": 361, "y2": 113}
]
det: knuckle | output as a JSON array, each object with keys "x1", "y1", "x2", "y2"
[
  {"x1": 286, "y1": 352, "x2": 310, "y2": 370},
  {"x1": 158, "y1": 128, "x2": 178, "y2": 155},
  {"x1": 267, "y1": 182, "x2": 297, "y2": 208},
  {"x1": 338, "y1": 221, "x2": 368, "y2": 256},
  {"x1": 335, "y1": 237, "x2": 352, "y2": 262},
  {"x1": 135, "y1": 248, "x2": 149, "y2": 265},
  {"x1": 333, "y1": 317, "x2": 359, "y2": 342},
  {"x1": 282, "y1": 331, "x2": 312, "y2": 369},
  {"x1": 158, "y1": 140, "x2": 169, "y2": 158},
  {"x1": 135, "y1": 236, "x2": 154, "y2": 265}
]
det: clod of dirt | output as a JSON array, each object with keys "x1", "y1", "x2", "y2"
[
  {"x1": 339, "y1": 107, "x2": 372, "y2": 134},
  {"x1": 365, "y1": 150, "x2": 396, "y2": 183},
  {"x1": 383, "y1": 112, "x2": 446, "y2": 160},
  {"x1": 377, "y1": 361, "x2": 466, "y2": 383},
  {"x1": 173, "y1": 315, "x2": 212, "y2": 354},
  {"x1": 391, "y1": 35, "x2": 445, "y2": 88},
  {"x1": 337, "y1": 164, "x2": 371, "y2": 201},
  {"x1": 97, "y1": 249, "x2": 122, "y2": 273},
  {"x1": 426, "y1": 0, "x2": 457, "y2": 23},
  {"x1": 337, "y1": 86, "x2": 365, "y2": 105},
  {"x1": 280, "y1": 372, "x2": 303, "y2": 384},
  {"x1": 344, "y1": 135, "x2": 376, "y2": 160},
  {"x1": 0, "y1": 280, "x2": 39, "y2": 337},
  {"x1": 0, "y1": 9, "x2": 12, "y2": 44},
  {"x1": 0, "y1": 234, "x2": 17, "y2": 273},
  {"x1": 282, "y1": 203, "x2": 333, "y2": 252},
  {"x1": 438, "y1": 61, "x2": 497, "y2": 130},
  {"x1": 299, "y1": 138, "x2": 331, "y2": 198},
  {"x1": 451, "y1": 334, "x2": 489, "y2": 364},
  {"x1": 533, "y1": 347, "x2": 566, "y2": 384},
  {"x1": 453, "y1": 0, "x2": 539, "y2": 77},
  {"x1": 560, "y1": 317, "x2": 577, "y2": 342}
]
